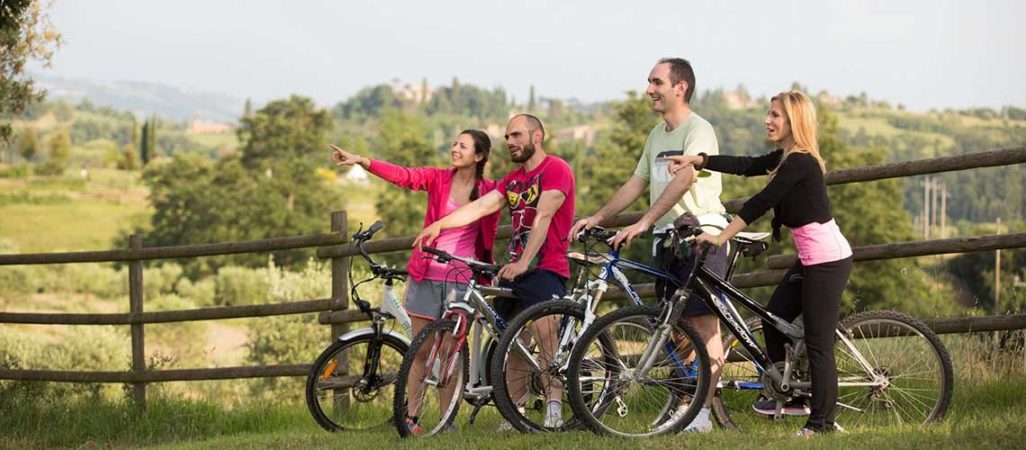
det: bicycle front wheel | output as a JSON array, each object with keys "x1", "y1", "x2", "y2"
[
  {"x1": 393, "y1": 318, "x2": 469, "y2": 438},
  {"x1": 305, "y1": 332, "x2": 408, "y2": 431},
  {"x1": 711, "y1": 316, "x2": 771, "y2": 430},
  {"x1": 834, "y1": 310, "x2": 953, "y2": 428},
  {"x1": 566, "y1": 305, "x2": 711, "y2": 437}
]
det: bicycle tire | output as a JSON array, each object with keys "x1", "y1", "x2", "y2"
[
  {"x1": 392, "y1": 318, "x2": 469, "y2": 437},
  {"x1": 489, "y1": 300, "x2": 618, "y2": 433},
  {"x1": 566, "y1": 305, "x2": 712, "y2": 437},
  {"x1": 711, "y1": 316, "x2": 766, "y2": 430},
  {"x1": 833, "y1": 309, "x2": 953, "y2": 428},
  {"x1": 305, "y1": 332, "x2": 408, "y2": 432}
]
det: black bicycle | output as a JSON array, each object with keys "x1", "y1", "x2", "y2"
[
  {"x1": 306, "y1": 221, "x2": 413, "y2": 431},
  {"x1": 567, "y1": 224, "x2": 953, "y2": 435}
]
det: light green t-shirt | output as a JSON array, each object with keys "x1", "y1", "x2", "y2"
[{"x1": 634, "y1": 112, "x2": 726, "y2": 229}]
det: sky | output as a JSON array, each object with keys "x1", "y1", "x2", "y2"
[{"x1": 30, "y1": 0, "x2": 1026, "y2": 111}]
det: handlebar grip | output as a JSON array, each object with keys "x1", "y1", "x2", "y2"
[
  {"x1": 367, "y1": 220, "x2": 384, "y2": 236},
  {"x1": 590, "y1": 228, "x2": 618, "y2": 241},
  {"x1": 421, "y1": 246, "x2": 448, "y2": 258}
]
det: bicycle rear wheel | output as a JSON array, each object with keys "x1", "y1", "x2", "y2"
[
  {"x1": 566, "y1": 305, "x2": 711, "y2": 437},
  {"x1": 490, "y1": 300, "x2": 618, "y2": 432},
  {"x1": 305, "y1": 333, "x2": 408, "y2": 431},
  {"x1": 834, "y1": 310, "x2": 953, "y2": 428},
  {"x1": 393, "y1": 318, "x2": 469, "y2": 437}
]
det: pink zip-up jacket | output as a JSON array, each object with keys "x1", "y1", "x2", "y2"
[{"x1": 367, "y1": 159, "x2": 500, "y2": 283}]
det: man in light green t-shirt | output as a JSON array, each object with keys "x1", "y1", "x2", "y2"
[{"x1": 568, "y1": 57, "x2": 728, "y2": 432}]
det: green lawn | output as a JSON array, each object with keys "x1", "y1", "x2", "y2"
[
  {"x1": 1, "y1": 376, "x2": 1023, "y2": 449},
  {"x1": 0, "y1": 198, "x2": 149, "y2": 253}
]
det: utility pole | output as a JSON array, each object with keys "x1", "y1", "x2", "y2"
[
  {"x1": 931, "y1": 178, "x2": 940, "y2": 234},
  {"x1": 940, "y1": 183, "x2": 947, "y2": 238},
  {"x1": 924, "y1": 177, "x2": 931, "y2": 239},
  {"x1": 994, "y1": 217, "x2": 1002, "y2": 348},
  {"x1": 995, "y1": 217, "x2": 1002, "y2": 313}
]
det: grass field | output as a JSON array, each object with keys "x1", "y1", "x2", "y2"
[
  {"x1": 0, "y1": 169, "x2": 149, "y2": 253},
  {"x1": 1, "y1": 374, "x2": 1023, "y2": 449}
]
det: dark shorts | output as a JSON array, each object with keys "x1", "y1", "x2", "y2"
[
  {"x1": 496, "y1": 269, "x2": 567, "y2": 323},
  {"x1": 653, "y1": 237, "x2": 728, "y2": 317}
]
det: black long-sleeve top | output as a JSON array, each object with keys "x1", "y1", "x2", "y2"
[{"x1": 706, "y1": 149, "x2": 833, "y2": 240}]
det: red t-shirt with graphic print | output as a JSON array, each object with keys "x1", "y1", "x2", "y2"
[{"x1": 496, "y1": 155, "x2": 576, "y2": 278}]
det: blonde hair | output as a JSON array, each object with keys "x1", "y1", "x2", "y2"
[{"x1": 768, "y1": 90, "x2": 827, "y2": 179}]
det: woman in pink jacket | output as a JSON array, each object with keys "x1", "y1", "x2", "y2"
[{"x1": 330, "y1": 130, "x2": 499, "y2": 433}]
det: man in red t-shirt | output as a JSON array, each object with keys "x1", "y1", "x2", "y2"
[{"x1": 414, "y1": 113, "x2": 575, "y2": 428}]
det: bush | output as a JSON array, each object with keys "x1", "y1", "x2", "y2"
[
  {"x1": 214, "y1": 266, "x2": 269, "y2": 306},
  {"x1": 0, "y1": 266, "x2": 35, "y2": 301},
  {"x1": 267, "y1": 259, "x2": 331, "y2": 302},
  {"x1": 143, "y1": 263, "x2": 183, "y2": 299},
  {"x1": 175, "y1": 277, "x2": 216, "y2": 307},
  {"x1": 0, "y1": 326, "x2": 128, "y2": 400},
  {"x1": 0, "y1": 164, "x2": 31, "y2": 178},
  {"x1": 146, "y1": 294, "x2": 208, "y2": 364}
]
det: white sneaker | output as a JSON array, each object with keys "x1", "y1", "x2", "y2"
[
  {"x1": 682, "y1": 406, "x2": 714, "y2": 433},
  {"x1": 543, "y1": 400, "x2": 564, "y2": 428}
]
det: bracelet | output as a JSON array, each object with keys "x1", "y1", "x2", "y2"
[{"x1": 696, "y1": 152, "x2": 709, "y2": 171}]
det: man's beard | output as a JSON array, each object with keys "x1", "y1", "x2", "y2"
[{"x1": 510, "y1": 142, "x2": 536, "y2": 163}]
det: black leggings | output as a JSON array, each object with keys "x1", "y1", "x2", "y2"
[{"x1": 761, "y1": 256, "x2": 852, "y2": 432}]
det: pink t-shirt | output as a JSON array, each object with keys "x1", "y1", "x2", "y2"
[
  {"x1": 423, "y1": 196, "x2": 479, "y2": 282},
  {"x1": 496, "y1": 155, "x2": 576, "y2": 278},
  {"x1": 790, "y1": 219, "x2": 853, "y2": 266}
]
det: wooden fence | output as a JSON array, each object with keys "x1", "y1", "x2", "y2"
[{"x1": 1, "y1": 146, "x2": 1025, "y2": 408}]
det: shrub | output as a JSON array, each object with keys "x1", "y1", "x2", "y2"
[{"x1": 213, "y1": 266, "x2": 269, "y2": 306}]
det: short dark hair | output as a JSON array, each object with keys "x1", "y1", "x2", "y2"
[
  {"x1": 658, "y1": 57, "x2": 696, "y2": 103},
  {"x1": 511, "y1": 113, "x2": 545, "y2": 141}
]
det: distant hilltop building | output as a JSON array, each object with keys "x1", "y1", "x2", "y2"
[
  {"x1": 724, "y1": 89, "x2": 759, "y2": 110},
  {"x1": 187, "y1": 119, "x2": 234, "y2": 134},
  {"x1": 555, "y1": 125, "x2": 597, "y2": 146},
  {"x1": 391, "y1": 78, "x2": 433, "y2": 104},
  {"x1": 816, "y1": 92, "x2": 844, "y2": 108}
]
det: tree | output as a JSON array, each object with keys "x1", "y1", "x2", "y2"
[
  {"x1": 528, "y1": 85, "x2": 536, "y2": 111},
  {"x1": 1, "y1": 0, "x2": 62, "y2": 143},
  {"x1": 139, "y1": 115, "x2": 156, "y2": 164},
  {"x1": 35, "y1": 128, "x2": 69, "y2": 175},
  {"x1": 17, "y1": 126, "x2": 37, "y2": 161},
  {"x1": 141, "y1": 97, "x2": 342, "y2": 276},
  {"x1": 139, "y1": 119, "x2": 150, "y2": 164},
  {"x1": 237, "y1": 95, "x2": 332, "y2": 168},
  {"x1": 118, "y1": 143, "x2": 140, "y2": 170}
]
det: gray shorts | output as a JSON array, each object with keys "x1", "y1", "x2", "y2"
[{"x1": 404, "y1": 278, "x2": 469, "y2": 320}]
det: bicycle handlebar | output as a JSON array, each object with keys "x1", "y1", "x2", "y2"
[
  {"x1": 576, "y1": 226, "x2": 618, "y2": 243},
  {"x1": 421, "y1": 246, "x2": 500, "y2": 277}
]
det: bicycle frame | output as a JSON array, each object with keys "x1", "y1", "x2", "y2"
[
  {"x1": 686, "y1": 257, "x2": 883, "y2": 393},
  {"x1": 440, "y1": 280, "x2": 513, "y2": 401}
]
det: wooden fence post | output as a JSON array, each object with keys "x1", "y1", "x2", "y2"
[
  {"x1": 129, "y1": 234, "x2": 146, "y2": 410},
  {"x1": 328, "y1": 211, "x2": 351, "y2": 414},
  {"x1": 330, "y1": 211, "x2": 350, "y2": 341}
]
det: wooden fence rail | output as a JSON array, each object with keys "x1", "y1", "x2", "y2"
[{"x1": 1, "y1": 147, "x2": 1025, "y2": 408}]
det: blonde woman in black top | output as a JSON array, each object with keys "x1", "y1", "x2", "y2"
[{"x1": 668, "y1": 91, "x2": 853, "y2": 437}]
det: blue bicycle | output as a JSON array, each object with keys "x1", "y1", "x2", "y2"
[{"x1": 488, "y1": 226, "x2": 771, "y2": 435}]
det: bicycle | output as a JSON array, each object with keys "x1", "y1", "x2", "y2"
[
  {"x1": 391, "y1": 246, "x2": 517, "y2": 438},
  {"x1": 305, "y1": 221, "x2": 413, "y2": 431},
  {"x1": 567, "y1": 224, "x2": 953, "y2": 436},
  {"x1": 489, "y1": 226, "x2": 772, "y2": 434}
]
